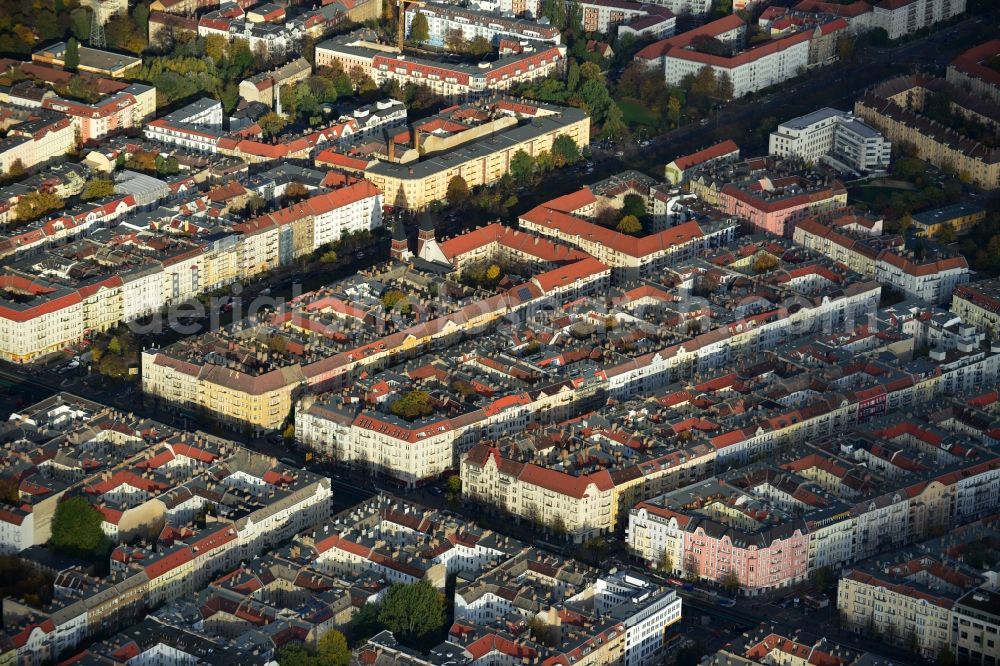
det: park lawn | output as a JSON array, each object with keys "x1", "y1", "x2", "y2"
[
  {"x1": 848, "y1": 185, "x2": 911, "y2": 206},
  {"x1": 617, "y1": 97, "x2": 659, "y2": 129}
]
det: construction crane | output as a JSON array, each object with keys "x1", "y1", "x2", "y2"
[{"x1": 396, "y1": 0, "x2": 425, "y2": 51}]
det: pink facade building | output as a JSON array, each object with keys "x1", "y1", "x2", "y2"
[
  {"x1": 718, "y1": 175, "x2": 847, "y2": 237},
  {"x1": 628, "y1": 476, "x2": 810, "y2": 595}
]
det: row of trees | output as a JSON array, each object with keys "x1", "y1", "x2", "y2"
[
  {"x1": 518, "y1": 60, "x2": 628, "y2": 141},
  {"x1": 137, "y1": 34, "x2": 266, "y2": 110},
  {"x1": 0, "y1": 0, "x2": 92, "y2": 55}
]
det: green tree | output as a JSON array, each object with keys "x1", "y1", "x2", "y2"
[
  {"x1": 445, "y1": 27, "x2": 465, "y2": 52},
  {"x1": 658, "y1": 549, "x2": 673, "y2": 573},
  {"x1": 667, "y1": 95, "x2": 682, "y2": 127},
  {"x1": 446, "y1": 175, "x2": 470, "y2": 206},
  {"x1": 408, "y1": 12, "x2": 429, "y2": 42},
  {"x1": 937, "y1": 646, "x2": 956, "y2": 666},
  {"x1": 510, "y1": 150, "x2": 535, "y2": 182},
  {"x1": 813, "y1": 565, "x2": 834, "y2": 594},
  {"x1": 566, "y1": 60, "x2": 580, "y2": 93},
  {"x1": 258, "y1": 112, "x2": 287, "y2": 140},
  {"x1": 446, "y1": 475, "x2": 462, "y2": 496},
  {"x1": 467, "y1": 36, "x2": 491, "y2": 59},
  {"x1": 278, "y1": 643, "x2": 318, "y2": 666},
  {"x1": 50, "y1": 496, "x2": 108, "y2": 555},
  {"x1": 720, "y1": 569, "x2": 740, "y2": 594},
  {"x1": 65, "y1": 37, "x2": 80, "y2": 71},
  {"x1": 579, "y1": 61, "x2": 603, "y2": 83},
  {"x1": 936, "y1": 222, "x2": 956, "y2": 243},
  {"x1": 390, "y1": 390, "x2": 433, "y2": 420},
  {"x1": 381, "y1": 288, "x2": 411, "y2": 314},
  {"x1": 107, "y1": 335, "x2": 124, "y2": 356},
  {"x1": 15, "y1": 192, "x2": 64, "y2": 222},
  {"x1": 204, "y1": 34, "x2": 228, "y2": 62},
  {"x1": 893, "y1": 156, "x2": 927, "y2": 183},
  {"x1": 6, "y1": 159, "x2": 25, "y2": 179},
  {"x1": 621, "y1": 194, "x2": 645, "y2": 220},
  {"x1": 715, "y1": 72, "x2": 733, "y2": 100},
  {"x1": 70, "y1": 7, "x2": 92, "y2": 41},
  {"x1": 80, "y1": 178, "x2": 116, "y2": 201},
  {"x1": 133, "y1": 3, "x2": 150, "y2": 40},
  {"x1": 535, "y1": 150, "x2": 555, "y2": 172},
  {"x1": 320, "y1": 249, "x2": 338, "y2": 264},
  {"x1": 485, "y1": 263, "x2": 501, "y2": 281},
  {"x1": 601, "y1": 103, "x2": 628, "y2": 142},
  {"x1": 377, "y1": 581, "x2": 446, "y2": 644},
  {"x1": 352, "y1": 602, "x2": 383, "y2": 642},
  {"x1": 552, "y1": 134, "x2": 581, "y2": 166},
  {"x1": 541, "y1": 0, "x2": 567, "y2": 29},
  {"x1": 753, "y1": 254, "x2": 779, "y2": 273},
  {"x1": 317, "y1": 629, "x2": 350, "y2": 666},
  {"x1": 579, "y1": 79, "x2": 612, "y2": 123},
  {"x1": 616, "y1": 214, "x2": 642, "y2": 235}
]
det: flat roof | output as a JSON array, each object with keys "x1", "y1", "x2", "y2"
[
  {"x1": 912, "y1": 201, "x2": 986, "y2": 225},
  {"x1": 34, "y1": 42, "x2": 142, "y2": 72},
  {"x1": 779, "y1": 107, "x2": 845, "y2": 130},
  {"x1": 367, "y1": 106, "x2": 587, "y2": 180}
]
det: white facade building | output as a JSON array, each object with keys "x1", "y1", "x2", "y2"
[
  {"x1": 871, "y1": 0, "x2": 966, "y2": 40},
  {"x1": 769, "y1": 107, "x2": 891, "y2": 172},
  {"x1": 664, "y1": 31, "x2": 811, "y2": 98}
]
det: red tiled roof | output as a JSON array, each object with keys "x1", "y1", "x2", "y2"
[
  {"x1": 520, "y1": 204, "x2": 704, "y2": 258},
  {"x1": 950, "y1": 40, "x2": 1000, "y2": 89},
  {"x1": 669, "y1": 139, "x2": 739, "y2": 172}
]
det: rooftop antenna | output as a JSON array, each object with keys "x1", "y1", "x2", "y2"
[{"x1": 90, "y1": 1, "x2": 107, "y2": 49}]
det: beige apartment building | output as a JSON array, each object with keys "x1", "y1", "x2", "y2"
[
  {"x1": 854, "y1": 76, "x2": 999, "y2": 190},
  {"x1": 462, "y1": 441, "x2": 717, "y2": 542},
  {"x1": 366, "y1": 107, "x2": 589, "y2": 210},
  {"x1": 838, "y1": 569, "x2": 954, "y2": 658},
  {"x1": 952, "y1": 279, "x2": 1000, "y2": 341},
  {"x1": 953, "y1": 588, "x2": 1000, "y2": 666}
]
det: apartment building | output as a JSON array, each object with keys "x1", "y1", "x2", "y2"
[
  {"x1": 454, "y1": 549, "x2": 681, "y2": 666},
  {"x1": 0, "y1": 179, "x2": 379, "y2": 362},
  {"x1": 0, "y1": 112, "x2": 74, "y2": 174},
  {"x1": 911, "y1": 202, "x2": 987, "y2": 238},
  {"x1": 144, "y1": 98, "x2": 226, "y2": 153},
  {"x1": 316, "y1": 31, "x2": 566, "y2": 101},
  {"x1": 838, "y1": 566, "x2": 959, "y2": 657},
  {"x1": 952, "y1": 588, "x2": 1000, "y2": 666},
  {"x1": 664, "y1": 29, "x2": 812, "y2": 98},
  {"x1": 870, "y1": 0, "x2": 966, "y2": 41},
  {"x1": 631, "y1": 442, "x2": 1000, "y2": 594},
  {"x1": 855, "y1": 76, "x2": 999, "y2": 190},
  {"x1": 238, "y1": 57, "x2": 312, "y2": 108},
  {"x1": 365, "y1": 102, "x2": 589, "y2": 210},
  {"x1": 794, "y1": 214, "x2": 970, "y2": 304},
  {"x1": 952, "y1": 280, "x2": 1000, "y2": 341},
  {"x1": 876, "y1": 251, "x2": 969, "y2": 306},
  {"x1": 664, "y1": 140, "x2": 740, "y2": 185},
  {"x1": 717, "y1": 175, "x2": 847, "y2": 237},
  {"x1": 519, "y1": 187, "x2": 735, "y2": 280},
  {"x1": 572, "y1": 0, "x2": 676, "y2": 39},
  {"x1": 462, "y1": 438, "x2": 716, "y2": 542},
  {"x1": 635, "y1": 14, "x2": 746, "y2": 70},
  {"x1": 405, "y1": 3, "x2": 562, "y2": 47},
  {"x1": 39, "y1": 84, "x2": 156, "y2": 143},
  {"x1": 769, "y1": 107, "x2": 890, "y2": 172},
  {"x1": 948, "y1": 40, "x2": 1000, "y2": 106}
]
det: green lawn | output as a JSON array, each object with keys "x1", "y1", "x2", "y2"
[
  {"x1": 617, "y1": 98, "x2": 658, "y2": 129},
  {"x1": 848, "y1": 185, "x2": 911, "y2": 206}
]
